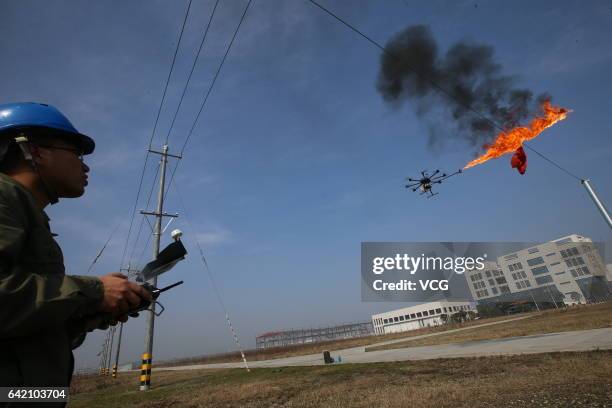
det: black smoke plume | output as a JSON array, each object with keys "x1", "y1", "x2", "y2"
[{"x1": 377, "y1": 25, "x2": 549, "y2": 149}]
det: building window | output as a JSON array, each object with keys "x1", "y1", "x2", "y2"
[
  {"x1": 416, "y1": 312, "x2": 422, "y2": 317},
  {"x1": 582, "y1": 266, "x2": 590, "y2": 275},
  {"x1": 535, "y1": 275, "x2": 553, "y2": 285},
  {"x1": 383, "y1": 319, "x2": 388, "y2": 324},
  {"x1": 500, "y1": 285, "x2": 510, "y2": 293},
  {"x1": 399, "y1": 315, "x2": 405, "y2": 321},
  {"x1": 422, "y1": 311, "x2": 428, "y2": 316},
  {"x1": 571, "y1": 247, "x2": 579, "y2": 256},
  {"x1": 404, "y1": 315, "x2": 410, "y2": 320},
  {"x1": 492, "y1": 287, "x2": 498, "y2": 294},
  {"x1": 410, "y1": 313, "x2": 416, "y2": 319},
  {"x1": 488, "y1": 279, "x2": 495, "y2": 286},
  {"x1": 495, "y1": 277, "x2": 507, "y2": 284},
  {"x1": 531, "y1": 265, "x2": 549, "y2": 276},
  {"x1": 527, "y1": 257, "x2": 544, "y2": 266},
  {"x1": 485, "y1": 271, "x2": 491, "y2": 278},
  {"x1": 435, "y1": 308, "x2": 441, "y2": 314},
  {"x1": 576, "y1": 256, "x2": 584, "y2": 265},
  {"x1": 509, "y1": 264, "x2": 515, "y2": 272}
]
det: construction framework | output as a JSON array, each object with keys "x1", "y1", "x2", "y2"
[{"x1": 256, "y1": 322, "x2": 373, "y2": 349}]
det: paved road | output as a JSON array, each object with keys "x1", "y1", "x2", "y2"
[{"x1": 158, "y1": 325, "x2": 612, "y2": 371}]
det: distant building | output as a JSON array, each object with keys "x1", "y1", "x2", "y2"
[
  {"x1": 466, "y1": 234, "x2": 610, "y2": 307},
  {"x1": 371, "y1": 300, "x2": 475, "y2": 335},
  {"x1": 255, "y1": 322, "x2": 373, "y2": 349}
]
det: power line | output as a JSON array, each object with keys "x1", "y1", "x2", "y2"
[
  {"x1": 165, "y1": 0, "x2": 221, "y2": 146},
  {"x1": 173, "y1": 181, "x2": 250, "y2": 372},
  {"x1": 127, "y1": 161, "x2": 161, "y2": 268},
  {"x1": 151, "y1": 0, "x2": 194, "y2": 149},
  {"x1": 306, "y1": 0, "x2": 582, "y2": 181},
  {"x1": 87, "y1": 220, "x2": 122, "y2": 274},
  {"x1": 120, "y1": 0, "x2": 194, "y2": 269},
  {"x1": 180, "y1": 0, "x2": 253, "y2": 157},
  {"x1": 164, "y1": 0, "x2": 253, "y2": 201}
]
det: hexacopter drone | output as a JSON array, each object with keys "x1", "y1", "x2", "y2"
[{"x1": 405, "y1": 169, "x2": 462, "y2": 198}]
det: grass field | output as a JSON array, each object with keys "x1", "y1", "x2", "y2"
[
  {"x1": 366, "y1": 302, "x2": 612, "y2": 352},
  {"x1": 69, "y1": 351, "x2": 612, "y2": 408}
]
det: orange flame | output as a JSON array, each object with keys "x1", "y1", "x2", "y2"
[{"x1": 464, "y1": 101, "x2": 570, "y2": 169}]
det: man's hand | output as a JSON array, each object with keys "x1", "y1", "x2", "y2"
[
  {"x1": 99, "y1": 272, "x2": 152, "y2": 316},
  {"x1": 77, "y1": 313, "x2": 130, "y2": 332}
]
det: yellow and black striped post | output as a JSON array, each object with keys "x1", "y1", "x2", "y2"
[
  {"x1": 112, "y1": 364, "x2": 118, "y2": 378},
  {"x1": 140, "y1": 353, "x2": 152, "y2": 390}
]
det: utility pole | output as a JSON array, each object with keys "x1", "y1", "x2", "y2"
[
  {"x1": 139, "y1": 145, "x2": 180, "y2": 391},
  {"x1": 106, "y1": 326, "x2": 116, "y2": 375},
  {"x1": 112, "y1": 323, "x2": 123, "y2": 378},
  {"x1": 99, "y1": 329, "x2": 110, "y2": 375},
  {"x1": 111, "y1": 264, "x2": 140, "y2": 379},
  {"x1": 581, "y1": 179, "x2": 612, "y2": 229}
]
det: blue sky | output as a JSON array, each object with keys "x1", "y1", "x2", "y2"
[{"x1": 1, "y1": 0, "x2": 611, "y2": 370}]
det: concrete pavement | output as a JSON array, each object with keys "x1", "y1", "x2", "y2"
[{"x1": 157, "y1": 325, "x2": 612, "y2": 371}]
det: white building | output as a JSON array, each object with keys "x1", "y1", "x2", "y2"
[
  {"x1": 371, "y1": 300, "x2": 475, "y2": 335},
  {"x1": 466, "y1": 234, "x2": 610, "y2": 307}
]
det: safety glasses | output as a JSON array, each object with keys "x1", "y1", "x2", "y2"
[{"x1": 37, "y1": 144, "x2": 84, "y2": 161}]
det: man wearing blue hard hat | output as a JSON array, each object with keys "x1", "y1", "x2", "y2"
[{"x1": 0, "y1": 102, "x2": 151, "y2": 394}]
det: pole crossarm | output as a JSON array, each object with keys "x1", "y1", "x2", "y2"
[
  {"x1": 148, "y1": 147, "x2": 182, "y2": 159},
  {"x1": 139, "y1": 210, "x2": 179, "y2": 218}
]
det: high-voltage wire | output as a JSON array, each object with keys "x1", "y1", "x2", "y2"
[
  {"x1": 164, "y1": 0, "x2": 254, "y2": 200},
  {"x1": 121, "y1": 0, "x2": 194, "y2": 270},
  {"x1": 127, "y1": 162, "x2": 161, "y2": 269},
  {"x1": 165, "y1": 0, "x2": 222, "y2": 146},
  {"x1": 173, "y1": 181, "x2": 250, "y2": 372},
  {"x1": 305, "y1": 0, "x2": 582, "y2": 181}
]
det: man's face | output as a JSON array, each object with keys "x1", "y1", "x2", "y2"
[{"x1": 34, "y1": 135, "x2": 90, "y2": 198}]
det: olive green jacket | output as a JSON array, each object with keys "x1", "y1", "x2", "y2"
[{"x1": 0, "y1": 173, "x2": 104, "y2": 387}]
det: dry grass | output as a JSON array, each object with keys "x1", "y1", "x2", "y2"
[
  {"x1": 156, "y1": 313, "x2": 525, "y2": 367},
  {"x1": 367, "y1": 302, "x2": 612, "y2": 352},
  {"x1": 69, "y1": 351, "x2": 612, "y2": 408}
]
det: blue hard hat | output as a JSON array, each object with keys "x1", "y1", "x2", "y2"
[{"x1": 0, "y1": 102, "x2": 95, "y2": 154}]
